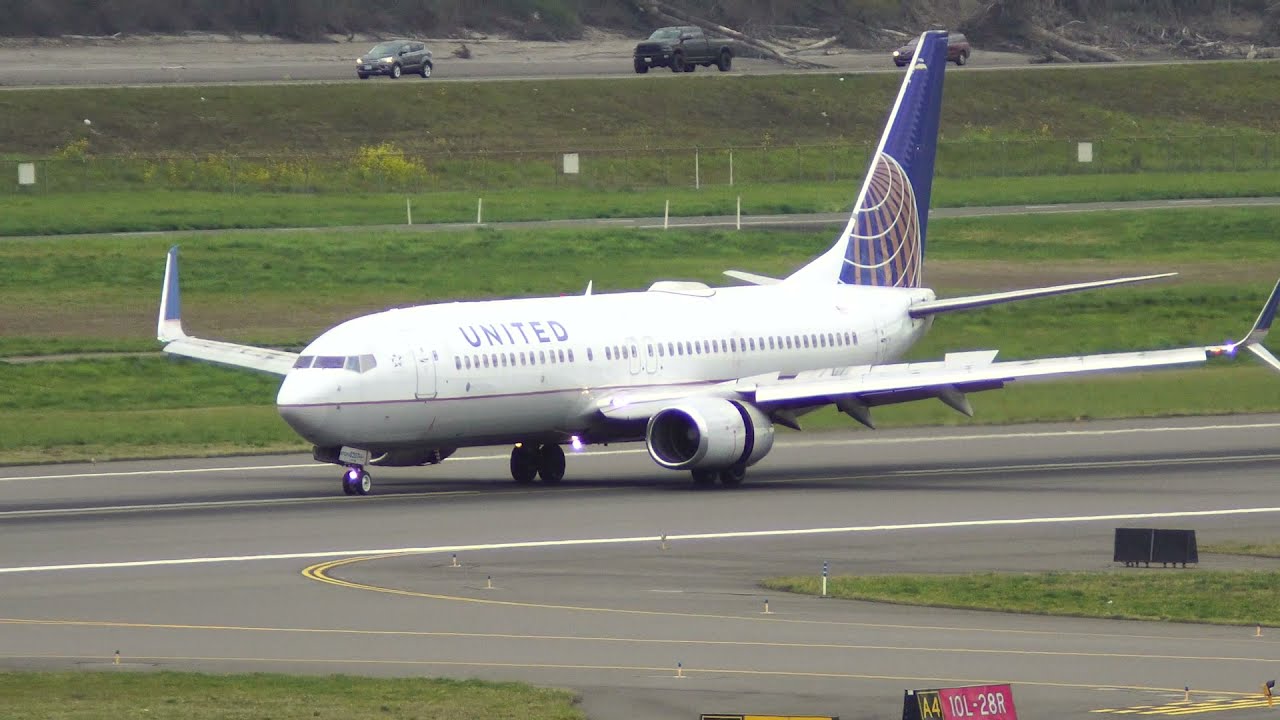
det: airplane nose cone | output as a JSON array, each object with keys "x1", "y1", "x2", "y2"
[{"x1": 276, "y1": 373, "x2": 339, "y2": 445}]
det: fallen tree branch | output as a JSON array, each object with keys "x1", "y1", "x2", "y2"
[{"x1": 1027, "y1": 25, "x2": 1123, "y2": 61}]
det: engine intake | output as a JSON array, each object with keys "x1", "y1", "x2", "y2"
[{"x1": 646, "y1": 398, "x2": 774, "y2": 470}]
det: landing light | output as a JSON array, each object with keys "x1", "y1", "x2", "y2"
[
  {"x1": 570, "y1": 436, "x2": 584, "y2": 452},
  {"x1": 1209, "y1": 341, "x2": 1238, "y2": 358}
]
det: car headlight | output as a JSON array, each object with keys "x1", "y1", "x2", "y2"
[
  {"x1": 892, "y1": 51, "x2": 900, "y2": 57},
  {"x1": 380, "y1": 56, "x2": 394, "y2": 63}
]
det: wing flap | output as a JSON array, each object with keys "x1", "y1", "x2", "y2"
[{"x1": 752, "y1": 347, "x2": 1210, "y2": 406}]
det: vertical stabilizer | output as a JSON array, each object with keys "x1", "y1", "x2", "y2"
[{"x1": 787, "y1": 31, "x2": 948, "y2": 288}]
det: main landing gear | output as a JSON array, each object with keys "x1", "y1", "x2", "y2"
[
  {"x1": 341, "y1": 466, "x2": 372, "y2": 495},
  {"x1": 509, "y1": 443, "x2": 566, "y2": 484},
  {"x1": 690, "y1": 464, "x2": 746, "y2": 488}
]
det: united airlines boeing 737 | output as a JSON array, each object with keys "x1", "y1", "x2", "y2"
[{"x1": 157, "y1": 32, "x2": 1280, "y2": 496}]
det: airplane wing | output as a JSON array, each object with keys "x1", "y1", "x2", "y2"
[
  {"x1": 157, "y1": 246, "x2": 298, "y2": 376},
  {"x1": 600, "y1": 278, "x2": 1280, "y2": 425}
]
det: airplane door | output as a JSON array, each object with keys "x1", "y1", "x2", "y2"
[
  {"x1": 413, "y1": 345, "x2": 437, "y2": 399},
  {"x1": 643, "y1": 336, "x2": 658, "y2": 374},
  {"x1": 627, "y1": 337, "x2": 642, "y2": 376}
]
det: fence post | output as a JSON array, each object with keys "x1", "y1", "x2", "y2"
[
  {"x1": 695, "y1": 147, "x2": 700, "y2": 189},
  {"x1": 729, "y1": 149, "x2": 734, "y2": 186}
]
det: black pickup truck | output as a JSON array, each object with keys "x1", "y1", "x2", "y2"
[{"x1": 633, "y1": 26, "x2": 734, "y2": 73}]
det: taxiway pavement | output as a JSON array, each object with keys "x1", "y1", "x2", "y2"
[{"x1": 3, "y1": 416, "x2": 1280, "y2": 719}]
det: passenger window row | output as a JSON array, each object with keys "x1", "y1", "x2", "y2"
[
  {"x1": 454, "y1": 348, "x2": 577, "y2": 371},
  {"x1": 450, "y1": 330, "x2": 858, "y2": 372}
]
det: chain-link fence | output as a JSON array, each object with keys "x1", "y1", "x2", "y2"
[{"x1": 3, "y1": 134, "x2": 1276, "y2": 195}]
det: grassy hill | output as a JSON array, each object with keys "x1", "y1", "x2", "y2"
[{"x1": 3, "y1": 62, "x2": 1280, "y2": 157}]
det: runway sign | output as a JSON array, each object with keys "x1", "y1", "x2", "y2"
[
  {"x1": 700, "y1": 715, "x2": 838, "y2": 720},
  {"x1": 903, "y1": 685, "x2": 1017, "y2": 720}
]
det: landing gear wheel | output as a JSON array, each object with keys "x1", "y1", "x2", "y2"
[
  {"x1": 510, "y1": 445, "x2": 538, "y2": 484},
  {"x1": 719, "y1": 465, "x2": 746, "y2": 488},
  {"x1": 390, "y1": 64, "x2": 402, "y2": 79},
  {"x1": 342, "y1": 466, "x2": 372, "y2": 495},
  {"x1": 690, "y1": 468, "x2": 718, "y2": 487},
  {"x1": 421, "y1": 61, "x2": 432, "y2": 78},
  {"x1": 537, "y1": 443, "x2": 566, "y2": 484}
]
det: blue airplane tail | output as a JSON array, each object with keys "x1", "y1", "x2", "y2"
[{"x1": 786, "y1": 31, "x2": 948, "y2": 288}]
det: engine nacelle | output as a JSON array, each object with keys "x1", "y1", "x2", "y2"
[{"x1": 645, "y1": 398, "x2": 774, "y2": 470}]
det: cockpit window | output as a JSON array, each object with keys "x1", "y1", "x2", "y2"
[{"x1": 297, "y1": 354, "x2": 378, "y2": 372}]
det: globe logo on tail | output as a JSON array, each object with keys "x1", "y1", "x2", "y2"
[{"x1": 839, "y1": 152, "x2": 923, "y2": 288}]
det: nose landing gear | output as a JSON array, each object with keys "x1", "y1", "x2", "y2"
[
  {"x1": 509, "y1": 443, "x2": 566, "y2": 485},
  {"x1": 341, "y1": 466, "x2": 372, "y2": 495}
]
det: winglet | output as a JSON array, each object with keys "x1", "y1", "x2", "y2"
[
  {"x1": 1242, "y1": 278, "x2": 1280, "y2": 347},
  {"x1": 157, "y1": 245, "x2": 187, "y2": 342},
  {"x1": 1208, "y1": 277, "x2": 1280, "y2": 371}
]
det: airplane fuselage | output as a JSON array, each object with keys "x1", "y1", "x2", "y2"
[{"x1": 277, "y1": 282, "x2": 935, "y2": 455}]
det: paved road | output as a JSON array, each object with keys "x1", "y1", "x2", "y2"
[
  {"x1": 0, "y1": 38, "x2": 1041, "y2": 88},
  {"x1": 2, "y1": 38, "x2": 1268, "y2": 89},
  {"x1": 3, "y1": 416, "x2": 1279, "y2": 720}
]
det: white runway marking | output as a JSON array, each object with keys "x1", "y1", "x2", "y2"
[
  {"x1": 2, "y1": 505, "x2": 1278, "y2": 575},
  {"x1": 4, "y1": 420, "x2": 1277, "y2": 483}
]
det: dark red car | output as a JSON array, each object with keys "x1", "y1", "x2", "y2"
[{"x1": 893, "y1": 32, "x2": 971, "y2": 66}]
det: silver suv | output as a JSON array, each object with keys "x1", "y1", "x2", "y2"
[{"x1": 356, "y1": 40, "x2": 433, "y2": 80}]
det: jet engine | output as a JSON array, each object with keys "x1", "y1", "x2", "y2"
[{"x1": 645, "y1": 398, "x2": 774, "y2": 470}]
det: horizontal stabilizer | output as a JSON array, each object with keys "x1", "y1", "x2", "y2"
[
  {"x1": 908, "y1": 273, "x2": 1177, "y2": 318},
  {"x1": 723, "y1": 270, "x2": 781, "y2": 286}
]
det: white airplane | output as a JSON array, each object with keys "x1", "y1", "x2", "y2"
[{"x1": 157, "y1": 31, "x2": 1280, "y2": 496}]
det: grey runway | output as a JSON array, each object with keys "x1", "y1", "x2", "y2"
[{"x1": 2, "y1": 416, "x2": 1280, "y2": 720}]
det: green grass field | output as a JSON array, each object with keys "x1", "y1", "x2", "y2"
[
  {"x1": 0, "y1": 671, "x2": 583, "y2": 720},
  {"x1": 1, "y1": 204, "x2": 1278, "y2": 463},
  {"x1": 3, "y1": 170, "x2": 1279, "y2": 236},
  {"x1": 762, "y1": 571, "x2": 1280, "y2": 625},
  {"x1": 3, "y1": 207, "x2": 1279, "y2": 354}
]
